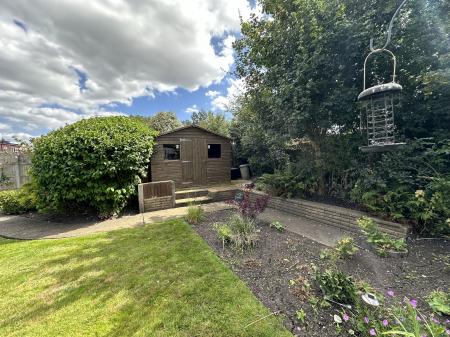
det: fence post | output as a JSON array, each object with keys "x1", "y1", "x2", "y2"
[
  {"x1": 138, "y1": 183, "x2": 144, "y2": 213},
  {"x1": 170, "y1": 180, "x2": 176, "y2": 207},
  {"x1": 14, "y1": 156, "x2": 21, "y2": 188}
]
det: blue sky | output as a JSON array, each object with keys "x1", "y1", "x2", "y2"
[{"x1": 0, "y1": 0, "x2": 255, "y2": 140}]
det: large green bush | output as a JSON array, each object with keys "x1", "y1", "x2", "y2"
[{"x1": 31, "y1": 116, "x2": 157, "y2": 217}]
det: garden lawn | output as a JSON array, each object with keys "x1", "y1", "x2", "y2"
[{"x1": 0, "y1": 220, "x2": 291, "y2": 337}]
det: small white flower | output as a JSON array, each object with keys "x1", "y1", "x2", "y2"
[
  {"x1": 334, "y1": 314, "x2": 342, "y2": 324},
  {"x1": 415, "y1": 189, "x2": 425, "y2": 198}
]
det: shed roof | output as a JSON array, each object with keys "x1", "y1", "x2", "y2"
[{"x1": 156, "y1": 124, "x2": 231, "y2": 140}]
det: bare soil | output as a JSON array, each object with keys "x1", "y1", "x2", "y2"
[{"x1": 192, "y1": 209, "x2": 450, "y2": 336}]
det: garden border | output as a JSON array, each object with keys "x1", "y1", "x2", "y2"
[{"x1": 246, "y1": 189, "x2": 411, "y2": 238}]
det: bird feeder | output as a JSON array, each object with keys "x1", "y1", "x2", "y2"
[
  {"x1": 358, "y1": 0, "x2": 408, "y2": 153},
  {"x1": 358, "y1": 49, "x2": 405, "y2": 153}
]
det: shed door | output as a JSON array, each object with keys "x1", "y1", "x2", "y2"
[
  {"x1": 180, "y1": 138, "x2": 194, "y2": 186},
  {"x1": 193, "y1": 138, "x2": 207, "y2": 186}
]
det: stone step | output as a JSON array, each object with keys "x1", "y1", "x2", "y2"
[
  {"x1": 175, "y1": 188, "x2": 209, "y2": 200},
  {"x1": 175, "y1": 196, "x2": 213, "y2": 208}
]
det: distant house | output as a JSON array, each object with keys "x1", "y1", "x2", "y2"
[
  {"x1": 0, "y1": 139, "x2": 20, "y2": 153},
  {"x1": 150, "y1": 125, "x2": 231, "y2": 188}
]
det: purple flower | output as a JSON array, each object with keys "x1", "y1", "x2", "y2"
[
  {"x1": 343, "y1": 314, "x2": 349, "y2": 322},
  {"x1": 387, "y1": 290, "x2": 395, "y2": 297},
  {"x1": 432, "y1": 317, "x2": 440, "y2": 324},
  {"x1": 369, "y1": 328, "x2": 376, "y2": 336},
  {"x1": 364, "y1": 317, "x2": 370, "y2": 324},
  {"x1": 409, "y1": 299, "x2": 417, "y2": 308},
  {"x1": 445, "y1": 329, "x2": 449, "y2": 335},
  {"x1": 445, "y1": 319, "x2": 449, "y2": 324},
  {"x1": 416, "y1": 316, "x2": 422, "y2": 322},
  {"x1": 382, "y1": 319, "x2": 388, "y2": 327}
]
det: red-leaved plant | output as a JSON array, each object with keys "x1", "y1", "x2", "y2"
[{"x1": 226, "y1": 188, "x2": 270, "y2": 219}]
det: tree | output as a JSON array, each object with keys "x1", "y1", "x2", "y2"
[
  {"x1": 233, "y1": 0, "x2": 450, "y2": 182},
  {"x1": 232, "y1": 0, "x2": 450, "y2": 235},
  {"x1": 31, "y1": 117, "x2": 157, "y2": 217},
  {"x1": 135, "y1": 111, "x2": 182, "y2": 134},
  {"x1": 186, "y1": 110, "x2": 231, "y2": 137}
]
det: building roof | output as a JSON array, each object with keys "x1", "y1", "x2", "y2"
[
  {"x1": 156, "y1": 124, "x2": 231, "y2": 140},
  {"x1": 0, "y1": 139, "x2": 17, "y2": 146}
]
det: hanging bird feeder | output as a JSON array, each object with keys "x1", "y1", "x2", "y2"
[{"x1": 358, "y1": 0, "x2": 408, "y2": 153}]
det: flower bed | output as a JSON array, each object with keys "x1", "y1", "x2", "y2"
[{"x1": 192, "y1": 209, "x2": 450, "y2": 336}]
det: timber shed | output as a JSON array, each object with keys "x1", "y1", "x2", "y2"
[{"x1": 150, "y1": 125, "x2": 231, "y2": 188}]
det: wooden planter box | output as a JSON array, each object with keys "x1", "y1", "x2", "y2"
[{"x1": 138, "y1": 181, "x2": 175, "y2": 213}]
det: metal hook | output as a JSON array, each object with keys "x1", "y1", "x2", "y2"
[{"x1": 370, "y1": 0, "x2": 408, "y2": 51}]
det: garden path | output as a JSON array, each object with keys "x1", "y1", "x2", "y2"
[
  {"x1": 258, "y1": 208, "x2": 351, "y2": 247},
  {"x1": 0, "y1": 202, "x2": 232, "y2": 240},
  {"x1": 1, "y1": 201, "x2": 352, "y2": 247}
]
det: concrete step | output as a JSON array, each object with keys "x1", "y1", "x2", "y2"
[
  {"x1": 175, "y1": 188, "x2": 209, "y2": 200},
  {"x1": 175, "y1": 196, "x2": 213, "y2": 208}
]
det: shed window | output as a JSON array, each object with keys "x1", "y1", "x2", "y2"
[
  {"x1": 208, "y1": 144, "x2": 221, "y2": 158},
  {"x1": 163, "y1": 144, "x2": 180, "y2": 160}
]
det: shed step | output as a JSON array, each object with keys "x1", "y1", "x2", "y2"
[
  {"x1": 175, "y1": 189, "x2": 209, "y2": 200},
  {"x1": 175, "y1": 196, "x2": 213, "y2": 207}
]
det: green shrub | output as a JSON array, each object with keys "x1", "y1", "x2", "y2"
[
  {"x1": 408, "y1": 178, "x2": 450, "y2": 236},
  {"x1": 314, "y1": 268, "x2": 357, "y2": 304},
  {"x1": 350, "y1": 139, "x2": 450, "y2": 237},
  {"x1": 427, "y1": 290, "x2": 450, "y2": 315},
  {"x1": 185, "y1": 204, "x2": 204, "y2": 225},
  {"x1": 256, "y1": 166, "x2": 318, "y2": 198},
  {"x1": 213, "y1": 223, "x2": 232, "y2": 249},
  {"x1": 334, "y1": 237, "x2": 358, "y2": 259},
  {"x1": 357, "y1": 217, "x2": 407, "y2": 256},
  {"x1": 321, "y1": 237, "x2": 359, "y2": 260},
  {"x1": 31, "y1": 117, "x2": 157, "y2": 217},
  {"x1": 214, "y1": 213, "x2": 259, "y2": 252},
  {"x1": 269, "y1": 221, "x2": 285, "y2": 231},
  {"x1": 227, "y1": 213, "x2": 259, "y2": 251},
  {"x1": 0, "y1": 183, "x2": 37, "y2": 214}
]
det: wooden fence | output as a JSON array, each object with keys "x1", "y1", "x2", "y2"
[
  {"x1": 138, "y1": 180, "x2": 176, "y2": 213},
  {"x1": 0, "y1": 152, "x2": 31, "y2": 190}
]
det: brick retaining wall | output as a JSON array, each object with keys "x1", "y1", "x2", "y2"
[
  {"x1": 143, "y1": 196, "x2": 174, "y2": 212},
  {"x1": 209, "y1": 189, "x2": 239, "y2": 202},
  {"x1": 247, "y1": 190, "x2": 410, "y2": 238}
]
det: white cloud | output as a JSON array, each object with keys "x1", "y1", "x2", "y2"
[
  {"x1": 210, "y1": 78, "x2": 246, "y2": 111},
  {"x1": 0, "y1": 123, "x2": 11, "y2": 131},
  {"x1": 0, "y1": 0, "x2": 253, "y2": 136},
  {"x1": 206, "y1": 90, "x2": 220, "y2": 98},
  {"x1": 185, "y1": 104, "x2": 199, "y2": 114},
  {"x1": 0, "y1": 132, "x2": 34, "y2": 142}
]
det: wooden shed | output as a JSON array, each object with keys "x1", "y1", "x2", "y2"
[{"x1": 150, "y1": 125, "x2": 231, "y2": 188}]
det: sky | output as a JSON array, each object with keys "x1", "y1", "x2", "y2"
[{"x1": 0, "y1": 0, "x2": 256, "y2": 141}]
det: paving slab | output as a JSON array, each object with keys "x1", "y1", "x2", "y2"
[
  {"x1": 0, "y1": 202, "x2": 232, "y2": 240},
  {"x1": 258, "y1": 207, "x2": 353, "y2": 247}
]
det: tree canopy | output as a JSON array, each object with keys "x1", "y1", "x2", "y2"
[
  {"x1": 233, "y1": 0, "x2": 449, "y2": 172},
  {"x1": 135, "y1": 111, "x2": 182, "y2": 134},
  {"x1": 185, "y1": 110, "x2": 231, "y2": 137}
]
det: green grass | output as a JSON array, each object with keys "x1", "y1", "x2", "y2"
[{"x1": 0, "y1": 220, "x2": 291, "y2": 337}]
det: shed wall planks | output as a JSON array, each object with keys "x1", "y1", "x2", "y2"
[{"x1": 150, "y1": 126, "x2": 231, "y2": 187}]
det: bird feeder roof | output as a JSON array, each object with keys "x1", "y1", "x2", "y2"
[{"x1": 358, "y1": 82, "x2": 402, "y2": 101}]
